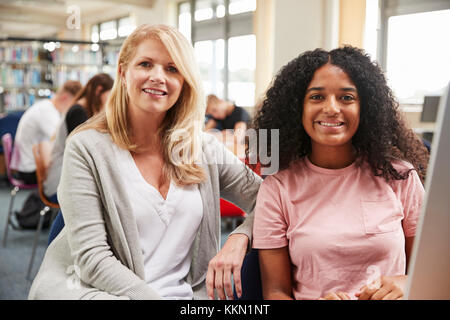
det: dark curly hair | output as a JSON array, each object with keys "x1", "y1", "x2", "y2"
[{"x1": 249, "y1": 46, "x2": 429, "y2": 182}]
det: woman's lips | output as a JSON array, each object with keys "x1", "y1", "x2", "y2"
[
  {"x1": 142, "y1": 88, "x2": 167, "y2": 97},
  {"x1": 316, "y1": 121, "x2": 345, "y2": 127}
]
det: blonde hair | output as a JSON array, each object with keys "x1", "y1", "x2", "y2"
[{"x1": 77, "y1": 24, "x2": 206, "y2": 185}]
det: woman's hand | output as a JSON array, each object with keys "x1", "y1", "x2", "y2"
[
  {"x1": 356, "y1": 275, "x2": 408, "y2": 300},
  {"x1": 318, "y1": 292, "x2": 351, "y2": 300},
  {"x1": 206, "y1": 233, "x2": 249, "y2": 300}
]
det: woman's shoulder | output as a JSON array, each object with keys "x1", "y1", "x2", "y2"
[
  {"x1": 359, "y1": 157, "x2": 415, "y2": 174},
  {"x1": 200, "y1": 132, "x2": 225, "y2": 155},
  {"x1": 390, "y1": 158, "x2": 415, "y2": 171},
  {"x1": 67, "y1": 128, "x2": 112, "y2": 151},
  {"x1": 200, "y1": 131, "x2": 218, "y2": 144},
  {"x1": 263, "y1": 160, "x2": 306, "y2": 187}
]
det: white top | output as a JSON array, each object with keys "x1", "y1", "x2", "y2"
[
  {"x1": 11, "y1": 99, "x2": 61, "y2": 172},
  {"x1": 113, "y1": 144, "x2": 203, "y2": 300}
]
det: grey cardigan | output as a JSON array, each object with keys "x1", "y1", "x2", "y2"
[{"x1": 28, "y1": 129, "x2": 262, "y2": 300}]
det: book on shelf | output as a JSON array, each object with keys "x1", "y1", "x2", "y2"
[{"x1": 1, "y1": 40, "x2": 119, "y2": 113}]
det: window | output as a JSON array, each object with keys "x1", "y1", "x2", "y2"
[
  {"x1": 195, "y1": 39, "x2": 225, "y2": 98},
  {"x1": 193, "y1": 0, "x2": 226, "y2": 21},
  {"x1": 91, "y1": 25, "x2": 99, "y2": 43},
  {"x1": 178, "y1": 2, "x2": 192, "y2": 42},
  {"x1": 118, "y1": 17, "x2": 136, "y2": 38},
  {"x1": 92, "y1": 16, "x2": 136, "y2": 43},
  {"x1": 364, "y1": 0, "x2": 379, "y2": 60},
  {"x1": 229, "y1": 0, "x2": 256, "y2": 15},
  {"x1": 100, "y1": 21, "x2": 117, "y2": 41},
  {"x1": 386, "y1": 9, "x2": 450, "y2": 102},
  {"x1": 178, "y1": 0, "x2": 256, "y2": 106},
  {"x1": 195, "y1": 0, "x2": 215, "y2": 21},
  {"x1": 228, "y1": 34, "x2": 255, "y2": 106}
]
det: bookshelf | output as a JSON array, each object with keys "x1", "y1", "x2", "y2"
[{"x1": 0, "y1": 37, "x2": 119, "y2": 113}]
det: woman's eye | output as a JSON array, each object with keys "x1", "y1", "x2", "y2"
[
  {"x1": 341, "y1": 95, "x2": 355, "y2": 101},
  {"x1": 139, "y1": 61, "x2": 151, "y2": 67},
  {"x1": 167, "y1": 66, "x2": 178, "y2": 73},
  {"x1": 310, "y1": 94, "x2": 323, "y2": 100}
]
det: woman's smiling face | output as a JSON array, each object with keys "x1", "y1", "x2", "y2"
[
  {"x1": 122, "y1": 37, "x2": 185, "y2": 117},
  {"x1": 302, "y1": 63, "x2": 360, "y2": 150}
]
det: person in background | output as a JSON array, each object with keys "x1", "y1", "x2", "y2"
[
  {"x1": 250, "y1": 46, "x2": 429, "y2": 300},
  {"x1": 204, "y1": 94, "x2": 251, "y2": 146},
  {"x1": 29, "y1": 24, "x2": 262, "y2": 300},
  {"x1": 44, "y1": 73, "x2": 114, "y2": 201},
  {"x1": 11, "y1": 80, "x2": 82, "y2": 184}
]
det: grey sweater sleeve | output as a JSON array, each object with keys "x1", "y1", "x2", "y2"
[
  {"x1": 58, "y1": 136, "x2": 162, "y2": 300},
  {"x1": 209, "y1": 135, "x2": 262, "y2": 246}
]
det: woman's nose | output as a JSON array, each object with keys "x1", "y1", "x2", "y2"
[
  {"x1": 323, "y1": 96, "x2": 340, "y2": 114},
  {"x1": 149, "y1": 65, "x2": 165, "y2": 84}
]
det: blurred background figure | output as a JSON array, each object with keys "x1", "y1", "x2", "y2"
[
  {"x1": 10, "y1": 80, "x2": 82, "y2": 184},
  {"x1": 44, "y1": 73, "x2": 114, "y2": 201},
  {"x1": 205, "y1": 94, "x2": 251, "y2": 157},
  {"x1": 205, "y1": 94, "x2": 250, "y2": 133}
]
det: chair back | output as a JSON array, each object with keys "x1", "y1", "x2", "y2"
[
  {"x1": 2, "y1": 133, "x2": 14, "y2": 179},
  {"x1": 32, "y1": 143, "x2": 59, "y2": 209}
]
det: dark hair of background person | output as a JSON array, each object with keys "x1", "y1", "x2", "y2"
[
  {"x1": 71, "y1": 73, "x2": 114, "y2": 117},
  {"x1": 248, "y1": 46, "x2": 429, "y2": 183}
]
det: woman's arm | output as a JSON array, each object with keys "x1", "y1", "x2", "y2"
[
  {"x1": 259, "y1": 247, "x2": 294, "y2": 300},
  {"x1": 405, "y1": 236, "x2": 414, "y2": 273},
  {"x1": 205, "y1": 134, "x2": 263, "y2": 300},
  {"x1": 205, "y1": 118, "x2": 218, "y2": 131}
]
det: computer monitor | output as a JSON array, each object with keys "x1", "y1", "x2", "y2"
[
  {"x1": 405, "y1": 83, "x2": 450, "y2": 300},
  {"x1": 420, "y1": 96, "x2": 440, "y2": 123}
]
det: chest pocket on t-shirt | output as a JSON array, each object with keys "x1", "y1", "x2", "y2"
[{"x1": 360, "y1": 198, "x2": 403, "y2": 234}]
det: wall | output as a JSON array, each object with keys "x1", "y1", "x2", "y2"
[
  {"x1": 339, "y1": 0, "x2": 366, "y2": 48},
  {"x1": 133, "y1": 0, "x2": 175, "y2": 26},
  {"x1": 254, "y1": 0, "x2": 275, "y2": 103},
  {"x1": 272, "y1": 0, "x2": 341, "y2": 75},
  {"x1": 273, "y1": 0, "x2": 324, "y2": 73}
]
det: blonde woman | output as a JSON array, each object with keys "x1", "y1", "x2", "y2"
[{"x1": 29, "y1": 24, "x2": 262, "y2": 300}]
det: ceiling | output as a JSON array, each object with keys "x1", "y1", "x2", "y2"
[{"x1": 0, "y1": 0, "x2": 156, "y2": 39}]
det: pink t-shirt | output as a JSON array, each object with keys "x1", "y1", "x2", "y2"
[{"x1": 252, "y1": 157, "x2": 424, "y2": 300}]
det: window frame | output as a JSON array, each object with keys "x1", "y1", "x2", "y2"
[
  {"x1": 177, "y1": 0, "x2": 255, "y2": 103},
  {"x1": 91, "y1": 16, "x2": 136, "y2": 43},
  {"x1": 378, "y1": 0, "x2": 450, "y2": 71}
]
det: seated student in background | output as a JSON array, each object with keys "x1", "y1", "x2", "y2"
[
  {"x1": 29, "y1": 24, "x2": 262, "y2": 300},
  {"x1": 11, "y1": 80, "x2": 82, "y2": 184},
  {"x1": 204, "y1": 94, "x2": 251, "y2": 145},
  {"x1": 250, "y1": 46, "x2": 429, "y2": 300},
  {"x1": 44, "y1": 73, "x2": 113, "y2": 201}
]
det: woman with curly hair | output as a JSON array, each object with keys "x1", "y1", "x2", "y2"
[{"x1": 251, "y1": 46, "x2": 429, "y2": 300}]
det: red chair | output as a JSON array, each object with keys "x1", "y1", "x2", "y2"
[
  {"x1": 1, "y1": 133, "x2": 37, "y2": 246},
  {"x1": 220, "y1": 159, "x2": 261, "y2": 229}
]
